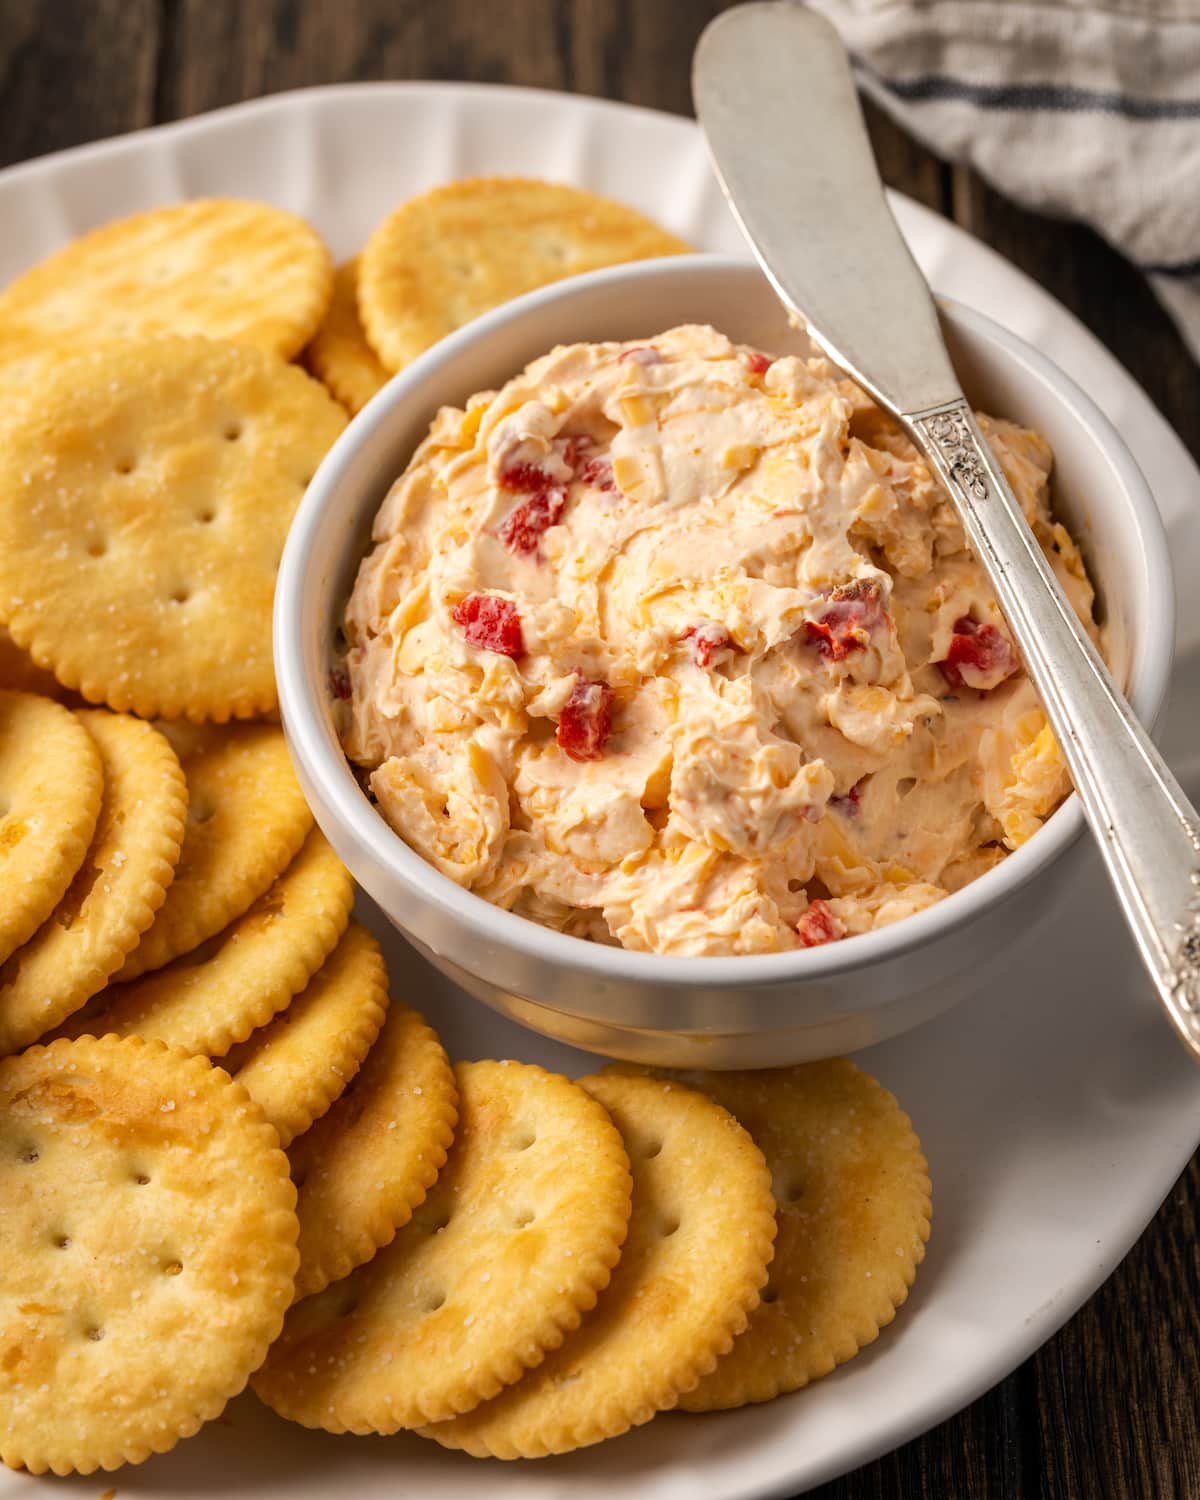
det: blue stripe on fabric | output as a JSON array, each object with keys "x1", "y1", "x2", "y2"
[
  {"x1": 1143, "y1": 256, "x2": 1200, "y2": 279},
  {"x1": 856, "y1": 61, "x2": 1200, "y2": 121}
]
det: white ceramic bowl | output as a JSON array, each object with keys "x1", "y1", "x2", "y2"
[{"x1": 275, "y1": 255, "x2": 1174, "y2": 1067}]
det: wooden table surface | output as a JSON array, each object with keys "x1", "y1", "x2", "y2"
[{"x1": 2, "y1": 2, "x2": 1197, "y2": 1495}]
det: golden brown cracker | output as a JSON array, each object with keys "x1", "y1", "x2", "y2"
[
  {"x1": 637, "y1": 1060, "x2": 932, "y2": 1410},
  {"x1": 0, "y1": 337, "x2": 346, "y2": 723},
  {"x1": 0, "y1": 197, "x2": 333, "y2": 365},
  {"x1": 287, "y1": 998, "x2": 459, "y2": 1300},
  {"x1": 114, "y1": 723, "x2": 312, "y2": 983},
  {"x1": 0, "y1": 626, "x2": 69, "y2": 700},
  {"x1": 358, "y1": 177, "x2": 691, "y2": 371},
  {"x1": 222, "y1": 921, "x2": 388, "y2": 1148},
  {"x1": 0, "y1": 712, "x2": 186, "y2": 1057},
  {"x1": 304, "y1": 258, "x2": 389, "y2": 414},
  {"x1": 254, "y1": 1060, "x2": 632, "y2": 1431},
  {"x1": 0, "y1": 691, "x2": 103, "y2": 966},
  {"x1": 0, "y1": 1034, "x2": 298, "y2": 1476},
  {"x1": 0, "y1": 348, "x2": 52, "y2": 404},
  {"x1": 424, "y1": 1071, "x2": 775, "y2": 1458},
  {"x1": 65, "y1": 827, "x2": 352, "y2": 1056}
]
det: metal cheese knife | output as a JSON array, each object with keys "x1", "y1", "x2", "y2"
[{"x1": 694, "y1": 1, "x2": 1200, "y2": 1060}]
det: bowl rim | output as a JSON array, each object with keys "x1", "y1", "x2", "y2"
[{"x1": 275, "y1": 252, "x2": 1176, "y2": 989}]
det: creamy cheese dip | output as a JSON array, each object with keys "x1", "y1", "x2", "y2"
[{"x1": 339, "y1": 324, "x2": 1097, "y2": 956}]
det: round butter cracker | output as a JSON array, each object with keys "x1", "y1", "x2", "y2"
[
  {"x1": 255, "y1": 1060, "x2": 632, "y2": 1431},
  {"x1": 0, "y1": 627, "x2": 71, "y2": 701},
  {"x1": 287, "y1": 996, "x2": 459, "y2": 1299},
  {"x1": 0, "y1": 197, "x2": 332, "y2": 365},
  {"x1": 0, "y1": 1035, "x2": 298, "y2": 1476},
  {"x1": 67, "y1": 826, "x2": 352, "y2": 1055},
  {"x1": 634, "y1": 1059, "x2": 933, "y2": 1410},
  {"x1": 358, "y1": 177, "x2": 691, "y2": 372},
  {"x1": 423, "y1": 1071, "x2": 775, "y2": 1458},
  {"x1": 0, "y1": 691, "x2": 102, "y2": 967},
  {"x1": 0, "y1": 712, "x2": 186, "y2": 1057},
  {"x1": 222, "y1": 921, "x2": 389, "y2": 1148},
  {"x1": 0, "y1": 337, "x2": 346, "y2": 723},
  {"x1": 304, "y1": 258, "x2": 389, "y2": 414},
  {"x1": 115, "y1": 723, "x2": 312, "y2": 983}
]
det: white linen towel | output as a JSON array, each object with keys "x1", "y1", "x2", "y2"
[{"x1": 806, "y1": 0, "x2": 1200, "y2": 360}]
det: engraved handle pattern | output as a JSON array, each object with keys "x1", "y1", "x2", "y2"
[{"x1": 909, "y1": 399, "x2": 1200, "y2": 1055}]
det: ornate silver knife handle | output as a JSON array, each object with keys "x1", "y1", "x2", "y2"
[{"x1": 909, "y1": 399, "x2": 1200, "y2": 1049}]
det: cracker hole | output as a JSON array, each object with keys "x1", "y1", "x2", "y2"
[
  {"x1": 162, "y1": 1259, "x2": 183, "y2": 1277},
  {"x1": 514, "y1": 1208, "x2": 536, "y2": 1229},
  {"x1": 424, "y1": 1291, "x2": 446, "y2": 1313},
  {"x1": 169, "y1": 586, "x2": 191, "y2": 605},
  {"x1": 86, "y1": 538, "x2": 108, "y2": 558},
  {"x1": 510, "y1": 1129, "x2": 536, "y2": 1152},
  {"x1": 133, "y1": 1172, "x2": 151, "y2": 1186},
  {"x1": 85, "y1": 1325, "x2": 105, "y2": 1342},
  {"x1": 195, "y1": 507, "x2": 217, "y2": 525},
  {"x1": 190, "y1": 798, "x2": 216, "y2": 825},
  {"x1": 642, "y1": 1139, "x2": 663, "y2": 1159},
  {"x1": 761, "y1": 1286, "x2": 778, "y2": 1304},
  {"x1": 779, "y1": 1178, "x2": 804, "y2": 1205},
  {"x1": 223, "y1": 423, "x2": 243, "y2": 442},
  {"x1": 52, "y1": 1233, "x2": 71, "y2": 1249},
  {"x1": 17, "y1": 1144, "x2": 38, "y2": 1164},
  {"x1": 114, "y1": 458, "x2": 136, "y2": 476},
  {"x1": 658, "y1": 1215, "x2": 680, "y2": 1238}
]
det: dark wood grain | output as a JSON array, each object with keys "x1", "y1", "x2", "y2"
[
  {"x1": 0, "y1": 0, "x2": 159, "y2": 169},
  {"x1": 154, "y1": 0, "x2": 575, "y2": 120},
  {"x1": 1029, "y1": 1154, "x2": 1200, "y2": 1500},
  {"x1": 1, "y1": 4, "x2": 1197, "y2": 1496}
]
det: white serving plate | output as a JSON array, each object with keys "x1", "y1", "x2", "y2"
[{"x1": 2, "y1": 82, "x2": 1198, "y2": 1500}]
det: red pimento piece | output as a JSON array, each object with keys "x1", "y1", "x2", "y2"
[
  {"x1": 497, "y1": 442, "x2": 578, "y2": 558},
  {"x1": 498, "y1": 461, "x2": 553, "y2": 494},
  {"x1": 829, "y1": 781, "x2": 862, "y2": 819},
  {"x1": 745, "y1": 351, "x2": 774, "y2": 376},
  {"x1": 578, "y1": 454, "x2": 616, "y2": 493},
  {"x1": 452, "y1": 593, "x2": 525, "y2": 658},
  {"x1": 681, "y1": 621, "x2": 735, "y2": 668},
  {"x1": 938, "y1": 615, "x2": 1018, "y2": 692},
  {"x1": 796, "y1": 899, "x2": 847, "y2": 948},
  {"x1": 564, "y1": 434, "x2": 614, "y2": 490},
  {"x1": 804, "y1": 578, "x2": 887, "y2": 662},
  {"x1": 617, "y1": 345, "x2": 662, "y2": 366},
  {"x1": 557, "y1": 678, "x2": 614, "y2": 762},
  {"x1": 328, "y1": 664, "x2": 352, "y2": 701},
  {"x1": 499, "y1": 487, "x2": 567, "y2": 557}
]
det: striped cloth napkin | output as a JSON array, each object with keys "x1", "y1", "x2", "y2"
[{"x1": 807, "y1": 0, "x2": 1200, "y2": 360}]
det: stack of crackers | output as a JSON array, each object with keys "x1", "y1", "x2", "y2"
[{"x1": 0, "y1": 183, "x2": 930, "y2": 1477}]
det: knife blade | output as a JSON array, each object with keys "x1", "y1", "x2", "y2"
[{"x1": 693, "y1": 0, "x2": 960, "y2": 417}]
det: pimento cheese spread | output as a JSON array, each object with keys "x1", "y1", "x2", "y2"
[{"x1": 339, "y1": 325, "x2": 1097, "y2": 956}]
